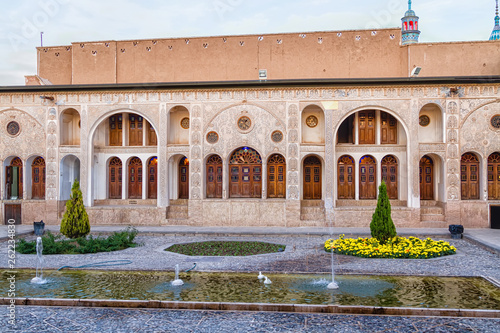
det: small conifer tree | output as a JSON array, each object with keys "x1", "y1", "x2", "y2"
[
  {"x1": 60, "y1": 180, "x2": 90, "y2": 239},
  {"x1": 370, "y1": 181, "x2": 397, "y2": 244}
]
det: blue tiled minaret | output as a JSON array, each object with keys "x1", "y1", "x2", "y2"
[
  {"x1": 490, "y1": 0, "x2": 500, "y2": 40},
  {"x1": 401, "y1": 1, "x2": 420, "y2": 45}
]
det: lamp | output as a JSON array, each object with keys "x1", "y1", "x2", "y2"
[{"x1": 410, "y1": 66, "x2": 421, "y2": 77}]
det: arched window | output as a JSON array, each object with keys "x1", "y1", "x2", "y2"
[
  {"x1": 229, "y1": 147, "x2": 262, "y2": 198},
  {"x1": 359, "y1": 155, "x2": 376, "y2": 199},
  {"x1": 148, "y1": 157, "x2": 158, "y2": 199},
  {"x1": 109, "y1": 157, "x2": 122, "y2": 199},
  {"x1": 488, "y1": 153, "x2": 500, "y2": 200},
  {"x1": 382, "y1": 155, "x2": 398, "y2": 199},
  {"x1": 128, "y1": 157, "x2": 143, "y2": 199},
  {"x1": 420, "y1": 156, "x2": 434, "y2": 200},
  {"x1": 6, "y1": 157, "x2": 23, "y2": 199},
  {"x1": 303, "y1": 156, "x2": 322, "y2": 200},
  {"x1": 267, "y1": 154, "x2": 286, "y2": 198},
  {"x1": 409, "y1": 21, "x2": 414, "y2": 30},
  {"x1": 31, "y1": 157, "x2": 45, "y2": 199},
  {"x1": 206, "y1": 155, "x2": 223, "y2": 199},
  {"x1": 179, "y1": 157, "x2": 189, "y2": 199},
  {"x1": 461, "y1": 153, "x2": 480, "y2": 200},
  {"x1": 337, "y1": 155, "x2": 355, "y2": 199}
]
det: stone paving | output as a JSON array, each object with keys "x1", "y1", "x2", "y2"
[
  {"x1": 1, "y1": 229, "x2": 499, "y2": 332},
  {"x1": 1, "y1": 306, "x2": 499, "y2": 332}
]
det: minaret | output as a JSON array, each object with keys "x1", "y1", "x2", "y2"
[
  {"x1": 490, "y1": 0, "x2": 500, "y2": 40},
  {"x1": 401, "y1": 1, "x2": 420, "y2": 45}
]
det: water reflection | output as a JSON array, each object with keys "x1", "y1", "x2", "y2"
[{"x1": 1, "y1": 270, "x2": 499, "y2": 309}]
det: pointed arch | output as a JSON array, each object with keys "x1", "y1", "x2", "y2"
[
  {"x1": 267, "y1": 154, "x2": 286, "y2": 198},
  {"x1": 229, "y1": 147, "x2": 262, "y2": 198},
  {"x1": 337, "y1": 155, "x2": 355, "y2": 199},
  {"x1": 461, "y1": 153, "x2": 480, "y2": 200},
  {"x1": 31, "y1": 157, "x2": 45, "y2": 199},
  {"x1": 488, "y1": 152, "x2": 500, "y2": 200},
  {"x1": 206, "y1": 155, "x2": 223, "y2": 198}
]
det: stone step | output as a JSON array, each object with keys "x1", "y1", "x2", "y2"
[
  {"x1": 300, "y1": 206, "x2": 326, "y2": 214},
  {"x1": 170, "y1": 199, "x2": 188, "y2": 206},
  {"x1": 300, "y1": 213, "x2": 325, "y2": 221},
  {"x1": 301, "y1": 200, "x2": 324, "y2": 207},
  {"x1": 336, "y1": 200, "x2": 407, "y2": 207},
  {"x1": 300, "y1": 220, "x2": 327, "y2": 227},
  {"x1": 166, "y1": 219, "x2": 190, "y2": 226},
  {"x1": 421, "y1": 206, "x2": 444, "y2": 215},
  {"x1": 420, "y1": 220, "x2": 448, "y2": 228},
  {"x1": 169, "y1": 205, "x2": 188, "y2": 213},
  {"x1": 420, "y1": 200, "x2": 438, "y2": 206},
  {"x1": 167, "y1": 211, "x2": 188, "y2": 219},
  {"x1": 420, "y1": 214, "x2": 446, "y2": 222}
]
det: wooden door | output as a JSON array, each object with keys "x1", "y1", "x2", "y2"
[
  {"x1": 109, "y1": 114, "x2": 122, "y2": 146},
  {"x1": 4, "y1": 204, "x2": 21, "y2": 225},
  {"x1": 109, "y1": 157, "x2": 122, "y2": 199},
  {"x1": 229, "y1": 148, "x2": 262, "y2": 198},
  {"x1": 31, "y1": 157, "x2": 45, "y2": 199},
  {"x1": 6, "y1": 157, "x2": 23, "y2": 199},
  {"x1": 461, "y1": 153, "x2": 479, "y2": 200},
  {"x1": 148, "y1": 157, "x2": 157, "y2": 199},
  {"x1": 381, "y1": 112, "x2": 397, "y2": 144},
  {"x1": 206, "y1": 155, "x2": 223, "y2": 199},
  {"x1": 147, "y1": 122, "x2": 157, "y2": 146},
  {"x1": 419, "y1": 156, "x2": 434, "y2": 200},
  {"x1": 337, "y1": 155, "x2": 355, "y2": 199},
  {"x1": 488, "y1": 153, "x2": 500, "y2": 200},
  {"x1": 129, "y1": 114, "x2": 143, "y2": 146},
  {"x1": 267, "y1": 154, "x2": 286, "y2": 198},
  {"x1": 359, "y1": 110, "x2": 375, "y2": 144},
  {"x1": 128, "y1": 157, "x2": 142, "y2": 199},
  {"x1": 382, "y1": 155, "x2": 398, "y2": 199},
  {"x1": 179, "y1": 157, "x2": 189, "y2": 199},
  {"x1": 359, "y1": 156, "x2": 376, "y2": 199},
  {"x1": 303, "y1": 156, "x2": 322, "y2": 200}
]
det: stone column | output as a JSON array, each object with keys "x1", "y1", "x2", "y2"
[
  {"x1": 189, "y1": 105, "x2": 203, "y2": 225},
  {"x1": 158, "y1": 103, "x2": 168, "y2": 208},
  {"x1": 45, "y1": 106, "x2": 59, "y2": 224},
  {"x1": 445, "y1": 100, "x2": 461, "y2": 224},
  {"x1": 285, "y1": 103, "x2": 301, "y2": 227}
]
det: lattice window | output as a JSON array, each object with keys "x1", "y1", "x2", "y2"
[{"x1": 230, "y1": 147, "x2": 262, "y2": 164}]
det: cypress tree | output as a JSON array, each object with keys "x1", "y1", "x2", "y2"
[
  {"x1": 370, "y1": 181, "x2": 397, "y2": 244},
  {"x1": 60, "y1": 180, "x2": 90, "y2": 239}
]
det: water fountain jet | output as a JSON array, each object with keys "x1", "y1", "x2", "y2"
[
  {"x1": 171, "y1": 264, "x2": 184, "y2": 286},
  {"x1": 326, "y1": 202, "x2": 339, "y2": 290},
  {"x1": 31, "y1": 237, "x2": 47, "y2": 284}
]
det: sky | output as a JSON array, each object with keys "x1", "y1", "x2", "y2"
[{"x1": 0, "y1": 0, "x2": 498, "y2": 86}]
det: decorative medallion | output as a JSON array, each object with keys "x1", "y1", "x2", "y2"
[
  {"x1": 7, "y1": 121, "x2": 20, "y2": 136},
  {"x1": 491, "y1": 115, "x2": 500, "y2": 129},
  {"x1": 237, "y1": 116, "x2": 251, "y2": 130},
  {"x1": 180, "y1": 117, "x2": 190, "y2": 129},
  {"x1": 419, "y1": 115, "x2": 430, "y2": 127},
  {"x1": 271, "y1": 130, "x2": 283, "y2": 143},
  {"x1": 306, "y1": 115, "x2": 318, "y2": 128},
  {"x1": 206, "y1": 131, "x2": 219, "y2": 144}
]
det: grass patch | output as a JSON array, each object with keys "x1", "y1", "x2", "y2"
[
  {"x1": 325, "y1": 235, "x2": 456, "y2": 259},
  {"x1": 17, "y1": 227, "x2": 138, "y2": 255},
  {"x1": 165, "y1": 241, "x2": 286, "y2": 256}
]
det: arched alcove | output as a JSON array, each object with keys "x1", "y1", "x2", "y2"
[
  {"x1": 168, "y1": 106, "x2": 189, "y2": 145},
  {"x1": 301, "y1": 105, "x2": 325, "y2": 144},
  {"x1": 60, "y1": 108, "x2": 81, "y2": 146},
  {"x1": 59, "y1": 155, "x2": 81, "y2": 200},
  {"x1": 419, "y1": 104, "x2": 443, "y2": 143}
]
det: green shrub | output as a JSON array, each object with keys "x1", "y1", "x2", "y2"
[
  {"x1": 370, "y1": 181, "x2": 397, "y2": 245},
  {"x1": 16, "y1": 227, "x2": 138, "y2": 255},
  {"x1": 60, "y1": 180, "x2": 90, "y2": 239}
]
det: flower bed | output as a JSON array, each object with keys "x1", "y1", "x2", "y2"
[{"x1": 324, "y1": 235, "x2": 456, "y2": 259}]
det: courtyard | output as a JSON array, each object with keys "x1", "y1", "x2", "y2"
[{"x1": 0, "y1": 226, "x2": 499, "y2": 332}]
